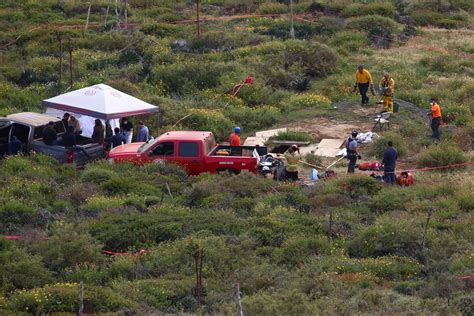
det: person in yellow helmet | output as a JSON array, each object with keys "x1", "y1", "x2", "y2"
[
  {"x1": 353, "y1": 64, "x2": 375, "y2": 105},
  {"x1": 379, "y1": 72, "x2": 395, "y2": 112}
]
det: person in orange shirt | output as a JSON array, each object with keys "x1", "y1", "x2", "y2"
[
  {"x1": 429, "y1": 97, "x2": 442, "y2": 141},
  {"x1": 352, "y1": 65, "x2": 376, "y2": 105},
  {"x1": 229, "y1": 127, "x2": 241, "y2": 146}
]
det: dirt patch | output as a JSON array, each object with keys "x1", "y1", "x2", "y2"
[{"x1": 284, "y1": 103, "x2": 375, "y2": 140}]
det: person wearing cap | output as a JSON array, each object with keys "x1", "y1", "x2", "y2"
[
  {"x1": 379, "y1": 72, "x2": 395, "y2": 112},
  {"x1": 229, "y1": 127, "x2": 241, "y2": 146},
  {"x1": 42, "y1": 121, "x2": 58, "y2": 145},
  {"x1": 352, "y1": 65, "x2": 375, "y2": 105},
  {"x1": 136, "y1": 121, "x2": 150, "y2": 142},
  {"x1": 428, "y1": 97, "x2": 442, "y2": 141},
  {"x1": 346, "y1": 130, "x2": 360, "y2": 173}
]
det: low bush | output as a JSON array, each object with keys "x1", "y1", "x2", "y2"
[
  {"x1": 272, "y1": 130, "x2": 314, "y2": 142},
  {"x1": 258, "y1": 2, "x2": 287, "y2": 14},
  {"x1": 81, "y1": 167, "x2": 118, "y2": 184},
  {"x1": 346, "y1": 15, "x2": 399, "y2": 48},
  {"x1": 7, "y1": 283, "x2": 135, "y2": 314},
  {"x1": 290, "y1": 93, "x2": 332, "y2": 110},
  {"x1": 140, "y1": 22, "x2": 177, "y2": 37},
  {"x1": 416, "y1": 144, "x2": 468, "y2": 168},
  {"x1": 329, "y1": 176, "x2": 382, "y2": 199},
  {"x1": 348, "y1": 218, "x2": 423, "y2": 258},
  {"x1": 277, "y1": 235, "x2": 331, "y2": 266},
  {"x1": 410, "y1": 10, "x2": 444, "y2": 26},
  {"x1": 0, "y1": 240, "x2": 53, "y2": 292},
  {"x1": 29, "y1": 226, "x2": 104, "y2": 272},
  {"x1": 342, "y1": 2, "x2": 395, "y2": 18},
  {"x1": 326, "y1": 255, "x2": 422, "y2": 280},
  {"x1": 329, "y1": 31, "x2": 369, "y2": 55},
  {"x1": 442, "y1": 104, "x2": 470, "y2": 126},
  {"x1": 368, "y1": 132, "x2": 407, "y2": 158}
]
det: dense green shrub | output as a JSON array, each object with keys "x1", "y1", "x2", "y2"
[
  {"x1": 442, "y1": 104, "x2": 471, "y2": 126},
  {"x1": 348, "y1": 218, "x2": 423, "y2": 258},
  {"x1": 329, "y1": 176, "x2": 382, "y2": 199},
  {"x1": 140, "y1": 22, "x2": 178, "y2": 37},
  {"x1": 7, "y1": 283, "x2": 135, "y2": 314},
  {"x1": 368, "y1": 132, "x2": 407, "y2": 158},
  {"x1": 81, "y1": 167, "x2": 118, "y2": 184},
  {"x1": 342, "y1": 2, "x2": 395, "y2": 18},
  {"x1": 272, "y1": 130, "x2": 314, "y2": 142},
  {"x1": 258, "y1": 2, "x2": 287, "y2": 14},
  {"x1": 277, "y1": 235, "x2": 331, "y2": 266},
  {"x1": 29, "y1": 227, "x2": 104, "y2": 272},
  {"x1": 417, "y1": 144, "x2": 468, "y2": 168},
  {"x1": 346, "y1": 15, "x2": 399, "y2": 47},
  {"x1": 0, "y1": 240, "x2": 53, "y2": 292}
]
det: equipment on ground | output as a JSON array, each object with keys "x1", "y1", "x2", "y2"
[
  {"x1": 397, "y1": 171, "x2": 414, "y2": 186},
  {"x1": 358, "y1": 160, "x2": 381, "y2": 171},
  {"x1": 373, "y1": 112, "x2": 391, "y2": 131}
]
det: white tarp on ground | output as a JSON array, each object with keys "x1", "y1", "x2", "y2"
[{"x1": 42, "y1": 84, "x2": 158, "y2": 120}]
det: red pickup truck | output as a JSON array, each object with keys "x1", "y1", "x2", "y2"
[{"x1": 107, "y1": 131, "x2": 267, "y2": 175}]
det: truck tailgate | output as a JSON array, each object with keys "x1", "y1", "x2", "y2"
[
  {"x1": 204, "y1": 155, "x2": 257, "y2": 173},
  {"x1": 30, "y1": 140, "x2": 105, "y2": 165}
]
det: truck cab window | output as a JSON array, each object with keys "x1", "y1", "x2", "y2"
[
  {"x1": 179, "y1": 142, "x2": 199, "y2": 157},
  {"x1": 151, "y1": 142, "x2": 174, "y2": 156}
]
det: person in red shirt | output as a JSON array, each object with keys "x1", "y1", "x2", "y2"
[
  {"x1": 428, "y1": 97, "x2": 442, "y2": 141},
  {"x1": 229, "y1": 127, "x2": 241, "y2": 146}
]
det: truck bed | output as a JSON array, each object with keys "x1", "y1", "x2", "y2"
[
  {"x1": 209, "y1": 145, "x2": 267, "y2": 157},
  {"x1": 30, "y1": 139, "x2": 105, "y2": 165}
]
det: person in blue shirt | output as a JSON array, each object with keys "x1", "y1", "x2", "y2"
[
  {"x1": 382, "y1": 141, "x2": 398, "y2": 184},
  {"x1": 136, "y1": 121, "x2": 149, "y2": 142}
]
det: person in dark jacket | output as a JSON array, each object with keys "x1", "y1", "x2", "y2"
[
  {"x1": 382, "y1": 141, "x2": 398, "y2": 184},
  {"x1": 91, "y1": 119, "x2": 105, "y2": 144},
  {"x1": 62, "y1": 113, "x2": 70, "y2": 129},
  {"x1": 346, "y1": 130, "x2": 360, "y2": 173},
  {"x1": 8, "y1": 136, "x2": 23, "y2": 155},
  {"x1": 121, "y1": 117, "x2": 133, "y2": 144},
  {"x1": 63, "y1": 126, "x2": 90, "y2": 158},
  {"x1": 107, "y1": 127, "x2": 126, "y2": 148},
  {"x1": 42, "y1": 121, "x2": 57, "y2": 145}
]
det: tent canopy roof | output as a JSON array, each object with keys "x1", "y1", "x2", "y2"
[{"x1": 42, "y1": 84, "x2": 158, "y2": 120}]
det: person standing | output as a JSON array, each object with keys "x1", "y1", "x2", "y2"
[
  {"x1": 229, "y1": 127, "x2": 241, "y2": 146},
  {"x1": 136, "y1": 121, "x2": 149, "y2": 142},
  {"x1": 346, "y1": 131, "x2": 360, "y2": 173},
  {"x1": 68, "y1": 115, "x2": 81, "y2": 135},
  {"x1": 284, "y1": 144, "x2": 300, "y2": 181},
  {"x1": 382, "y1": 141, "x2": 398, "y2": 185},
  {"x1": 91, "y1": 119, "x2": 105, "y2": 144},
  {"x1": 429, "y1": 97, "x2": 442, "y2": 141},
  {"x1": 379, "y1": 72, "x2": 395, "y2": 112},
  {"x1": 42, "y1": 121, "x2": 58, "y2": 145},
  {"x1": 353, "y1": 65, "x2": 375, "y2": 105},
  {"x1": 121, "y1": 117, "x2": 133, "y2": 144},
  {"x1": 61, "y1": 113, "x2": 70, "y2": 129}
]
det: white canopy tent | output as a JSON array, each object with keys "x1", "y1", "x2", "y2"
[{"x1": 43, "y1": 84, "x2": 158, "y2": 138}]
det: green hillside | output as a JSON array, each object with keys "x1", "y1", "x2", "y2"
[{"x1": 0, "y1": 0, "x2": 473, "y2": 314}]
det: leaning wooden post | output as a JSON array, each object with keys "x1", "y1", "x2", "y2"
[
  {"x1": 68, "y1": 45, "x2": 74, "y2": 90},
  {"x1": 196, "y1": 0, "x2": 201, "y2": 37}
]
